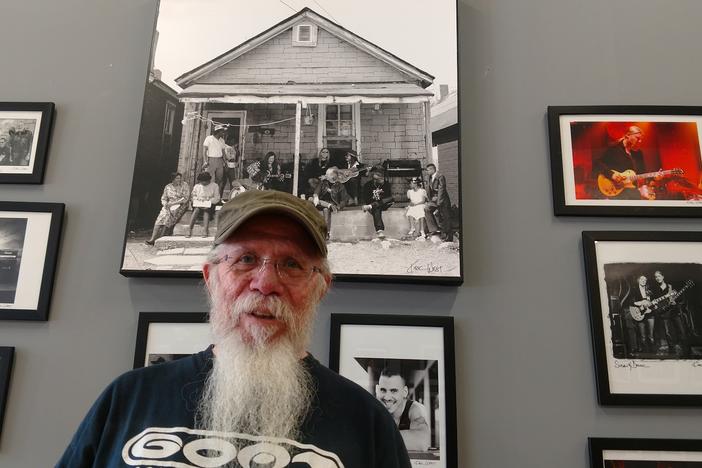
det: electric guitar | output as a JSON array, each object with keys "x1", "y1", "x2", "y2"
[
  {"x1": 597, "y1": 168, "x2": 684, "y2": 197},
  {"x1": 628, "y1": 280, "x2": 694, "y2": 321}
]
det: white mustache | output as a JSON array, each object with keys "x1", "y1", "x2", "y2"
[{"x1": 230, "y1": 293, "x2": 294, "y2": 324}]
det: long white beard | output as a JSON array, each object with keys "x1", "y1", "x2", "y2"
[{"x1": 196, "y1": 280, "x2": 321, "y2": 440}]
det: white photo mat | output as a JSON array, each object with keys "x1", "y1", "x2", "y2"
[
  {"x1": 603, "y1": 449, "x2": 702, "y2": 462},
  {"x1": 0, "y1": 211, "x2": 51, "y2": 311},
  {"x1": 142, "y1": 322, "x2": 212, "y2": 367},
  {"x1": 560, "y1": 114, "x2": 702, "y2": 207},
  {"x1": 338, "y1": 324, "x2": 447, "y2": 468},
  {"x1": 595, "y1": 240, "x2": 702, "y2": 395}
]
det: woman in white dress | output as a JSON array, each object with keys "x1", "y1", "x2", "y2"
[{"x1": 405, "y1": 177, "x2": 428, "y2": 239}]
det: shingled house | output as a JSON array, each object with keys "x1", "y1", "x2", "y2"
[{"x1": 174, "y1": 7, "x2": 435, "y2": 198}]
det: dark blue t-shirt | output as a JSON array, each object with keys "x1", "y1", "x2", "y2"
[{"x1": 57, "y1": 347, "x2": 410, "y2": 468}]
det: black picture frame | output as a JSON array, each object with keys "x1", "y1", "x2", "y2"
[
  {"x1": 589, "y1": 437, "x2": 702, "y2": 467},
  {"x1": 583, "y1": 230, "x2": 702, "y2": 406},
  {"x1": 548, "y1": 105, "x2": 702, "y2": 217},
  {"x1": 330, "y1": 313, "x2": 457, "y2": 468},
  {"x1": 118, "y1": 1, "x2": 463, "y2": 286},
  {"x1": 133, "y1": 312, "x2": 210, "y2": 369},
  {"x1": 0, "y1": 347, "x2": 14, "y2": 440},
  {"x1": 0, "y1": 202, "x2": 64, "y2": 321},
  {"x1": 0, "y1": 102, "x2": 55, "y2": 184}
]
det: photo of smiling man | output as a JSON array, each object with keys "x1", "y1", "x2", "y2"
[{"x1": 376, "y1": 365, "x2": 432, "y2": 452}]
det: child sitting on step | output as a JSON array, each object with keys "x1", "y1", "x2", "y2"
[{"x1": 186, "y1": 172, "x2": 220, "y2": 238}]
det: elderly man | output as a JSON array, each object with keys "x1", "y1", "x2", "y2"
[
  {"x1": 58, "y1": 190, "x2": 410, "y2": 468},
  {"x1": 376, "y1": 366, "x2": 431, "y2": 452}
]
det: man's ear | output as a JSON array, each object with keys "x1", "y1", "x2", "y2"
[{"x1": 402, "y1": 386, "x2": 409, "y2": 398}]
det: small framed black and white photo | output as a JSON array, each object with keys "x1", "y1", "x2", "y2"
[
  {"x1": 0, "y1": 347, "x2": 14, "y2": 439},
  {"x1": 133, "y1": 312, "x2": 211, "y2": 369},
  {"x1": 548, "y1": 105, "x2": 702, "y2": 217},
  {"x1": 583, "y1": 231, "x2": 702, "y2": 406},
  {"x1": 0, "y1": 102, "x2": 55, "y2": 184},
  {"x1": 589, "y1": 437, "x2": 702, "y2": 468},
  {"x1": 0, "y1": 202, "x2": 64, "y2": 321},
  {"x1": 330, "y1": 314, "x2": 456, "y2": 468}
]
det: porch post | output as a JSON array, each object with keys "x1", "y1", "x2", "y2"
[
  {"x1": 423, "y1": 101, "x2": 433, "y2": 166},
  {"x1": 293, "y1": 101, "x2": 302, "y2": 196}
]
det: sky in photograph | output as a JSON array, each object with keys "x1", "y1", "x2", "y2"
[{"x1": 153, "y1": 0, "x2": 458, "y2": 93}]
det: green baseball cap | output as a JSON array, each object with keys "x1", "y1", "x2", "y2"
[{"x1": 214, "y1": 190, "x2": 328, "y2": 256}]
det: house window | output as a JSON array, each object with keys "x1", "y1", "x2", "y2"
[
  {"x1": 292, "y1": 23, "x2": 317, "y2": 47},
  {"x1": 163, "y1": 101, "x2": 176, "y2": 136},
  {"x1": 325, "y1": 104, "x2": 353, "y2": 138}
]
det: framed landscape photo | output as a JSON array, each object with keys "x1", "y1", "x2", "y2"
[
  {"x1": 330, "y1": 314, "x2": 456, "y2": 468},
  {"x1": 0, "y1": 102, "x2": 55, "y2": 184},
  {"x1": 0, "y1": 202, "x2": 64, "y2": 321},
  {"x1": 589, "y1": 437, "x2": 702, "y2": 468},
  {"x1": 119, "y1": 0, "x2": 462, "y2": 285},
  {"x1": 0, "y1": 347, "x2": 14, "y2": 439},
  {"x1": 133, "y1": 312, "x2": 211, "y2": 369},
  {"x1": 548, "y1": 106, "x2": 702, "y2": 217},
  {"x1": 583, "y1": 231, "x2": 702, "y2": 406}
]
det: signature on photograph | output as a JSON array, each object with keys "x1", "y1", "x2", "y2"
[
  {"x1": 692, "y1": 360, "x2": 702, "y2": 368},
  {"x1": 614, "y1": 360, "x2": 650, "y2": 370},
  {"x1": 406, "y1": 260, "x2": 454, "y2": 275}
]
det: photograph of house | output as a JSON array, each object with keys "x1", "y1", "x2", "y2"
[{"x1": 120, "y1": 0, "x2": 461, "y2": 282}]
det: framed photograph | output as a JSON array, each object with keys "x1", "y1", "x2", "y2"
[
  {"x1": 548, "y1": 106, "x2": 702, "y2": 217},
  {"x1": 133, "y1": 312, "x2": 211, "y2": 369},
  {"x1": 583, "y1": 231, "x2": 702, "y2": 406},
  {"x1": 0, "y1": 102, "x2": 55, "y2": 184},
  {"x1": 589, "y1": 437, "x2": 702, "y2": 468},
  {"x1": 0, "y1": 202, "x2": 64, "y2": 321},
  {"x1": 0, "y1": 347, "x2": 14, "y2": 439},
  {"x1": 119, "y1": 0, "x2": 462, "y2": 285},
  {"x1": 330, "y1": 314, "x2": 456, "y2": 467}
]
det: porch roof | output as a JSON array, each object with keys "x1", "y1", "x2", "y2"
[{"x1": 178, "y1": 82, "x2": 433, "y2": 104}]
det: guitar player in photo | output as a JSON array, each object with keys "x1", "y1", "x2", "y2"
[
  {"x1": 594, "y1": 126, "x2": 648, "y2": 199},
  {"x1": 626, "y1": 274, "x2": 656, "y2": 355},
  {"x1": 652, "y1": 270, "x2": 692, "y2": 358},
  {"x1": 593, "y1": 125, "x2": 694, "y2": 200}
]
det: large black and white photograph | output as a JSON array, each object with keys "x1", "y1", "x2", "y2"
[
  {"x1": 0, "y1": 346, "x2": 14, "y2": 439},
  {"x1": 583, "y1": 231, "x2": 702, "y2": 406},
  {"x1": 0, "y1": 102, "x2": 55, "y2": 184},
  {"x1": 330, "y1": 314, "x2": 456, "y2": 467},
  {"x1": 589, "y1": 438, "x2": 702, "y2": 468},
  {"x1": 120, "y1": 0, "x2": 462, "y2": 284},
  {"x1": 0, "y1": 203, "x2": 64, "y2": 322},
  {"x1": 133, "y1": 312, "x2": 211, "y2": 368}
]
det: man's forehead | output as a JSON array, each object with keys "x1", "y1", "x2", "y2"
[{"x1": 379, "y1": 375, "x2": 404, "y2": 387}]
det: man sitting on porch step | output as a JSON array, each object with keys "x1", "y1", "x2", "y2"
[{"x1": 362, "y1": 166, "x2": 394, "y2": 238}]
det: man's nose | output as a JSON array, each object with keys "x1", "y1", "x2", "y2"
[{"x1": 248, "y1": 261, "x2": 284, "y2": 296}]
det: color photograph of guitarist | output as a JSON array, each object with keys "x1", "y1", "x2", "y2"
[
  {"x1": 569, "y1": 120, "x2": 702, "y2": 201},
  {"x1": 594, "y1": 126, "x2": 648, "y2": 200},
  {"x1": 651, "y1": 270, "x2": 691, "y2": 358}
]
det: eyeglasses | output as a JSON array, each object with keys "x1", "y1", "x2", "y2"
[{"x1": 216, "y1": 253, "x2": 322, "y2": 282}]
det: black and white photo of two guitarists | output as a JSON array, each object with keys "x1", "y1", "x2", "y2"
[{"x1": 603, "y1": 263, "x2": 702, "y2": 360}]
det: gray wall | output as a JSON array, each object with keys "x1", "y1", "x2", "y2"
[{"x1": 1, "y1": 0, "x2": 701, "y2": 466}]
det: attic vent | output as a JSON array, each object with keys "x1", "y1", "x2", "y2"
[{"x1": 293, "y1": 24, "x2": 317, "y2": 47}]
